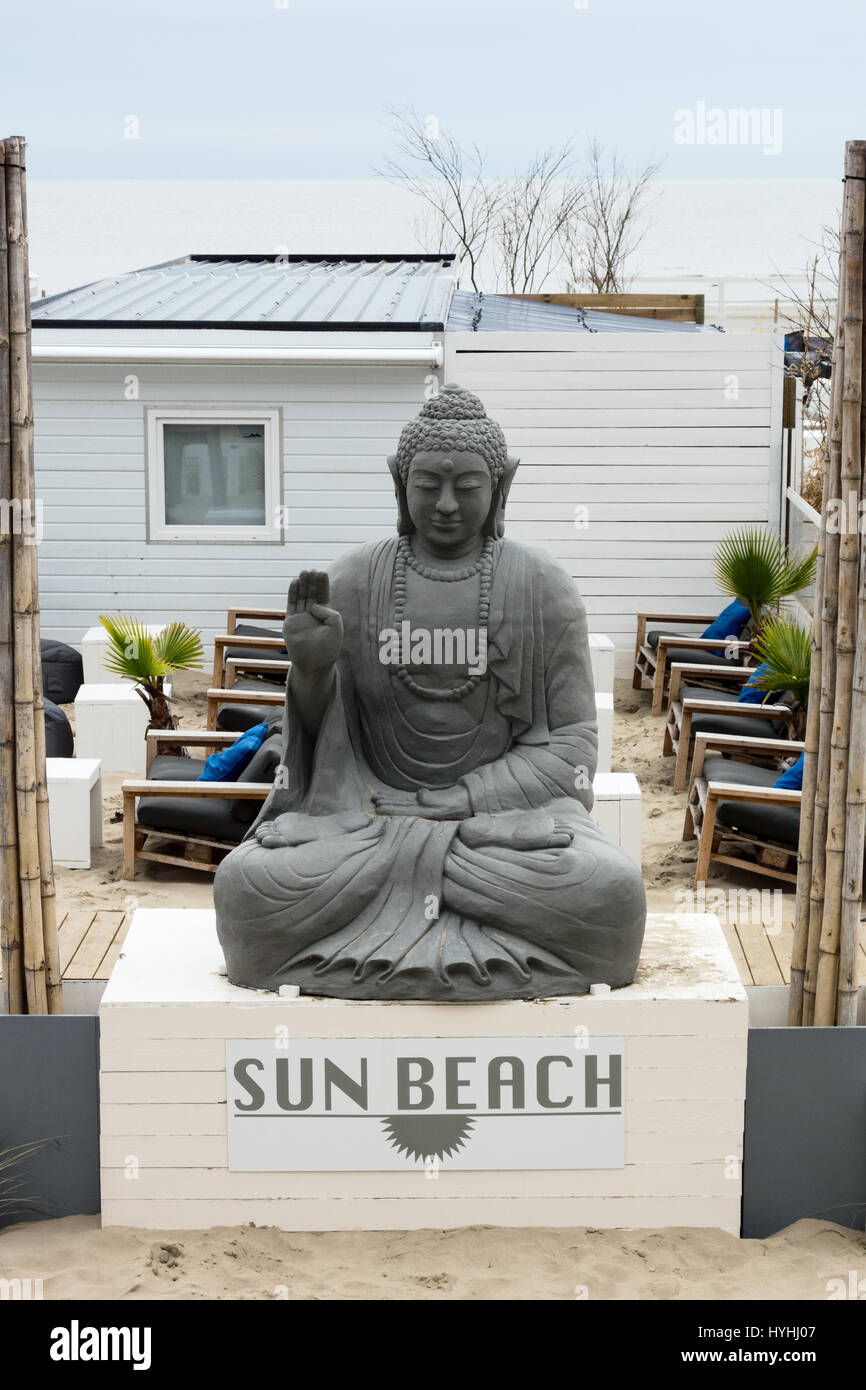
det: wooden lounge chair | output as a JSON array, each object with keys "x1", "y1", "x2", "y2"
[
  {"x1": 208, "y1": 602, "x2": 288, "y2": 687},
  {"x1": 683, "y1": 732, "x2": 804, "y2": 885},
  {"x1": 664, "y1": 664, "x2": 796, "y2": 793},
  {"x1": 121, "y1": 729, "x2": 278, "y2": 879},
  {"x1": 633, "y1": 610, "x2": 753, "y2": 715},
  {"x1": 206, "y1": 682, "x2": 285, "y2": 732}
]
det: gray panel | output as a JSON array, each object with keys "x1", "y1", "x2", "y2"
[
  {"x1": 446, "y1": 289, "x2": 718, "y2": 334},
  {"x1": 743, "y1": 1027, "x2": 866, "y2": 1238},
  {"x1": 0, "y1": 1017, "x2": 100, "y2": 1228}
]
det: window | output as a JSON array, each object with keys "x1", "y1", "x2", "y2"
[{"x1": 146, "y1": 409, "x2": 281, "y2": 542}]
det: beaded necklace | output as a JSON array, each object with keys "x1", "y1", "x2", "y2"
[{"x1": 392, "y1": 536, "x2": 496, "y2": 702}]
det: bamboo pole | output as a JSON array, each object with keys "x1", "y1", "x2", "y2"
[
  {"x1": 30, "y1": 549, "x2": 61, "y2": 1011},
  {"x1": 5, "y1": 136, "x2": 56, "y2": 1013},
  {"x1": 15, "y1": 144, "x2": 61, "y2": 1013},
  {"x1": 788, "y1": 185, "x2": 849, "y2": 1023},
  {"x1": 813, "y1": 141, "x2": 866, "y2": 1025},
  {"x1": 836, "y1": 146, "x2": 866, "y2": 1025},
  {"x1": 0, "y1": 139, "x2": 25, "y2": 1014},
  {"x1": 788, "y1": 406, "x2": 831, "y2": 1022},
  {"x1": 801, "y1": 188, "x2": 846, "y2": 1027}
]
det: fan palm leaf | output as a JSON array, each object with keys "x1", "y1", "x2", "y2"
[
  {"x1": 713, "y1": 527, "x2": 818, "y2": 631},
  {"x1": 98, "y1": 615, "x2": 162, "y2": 680},
  {"x1": 752, "y1": 614, "x2": 812, "y2": 710},
  {"x1": 153, "y1": 621, "x2": 204, "y2": 672}
]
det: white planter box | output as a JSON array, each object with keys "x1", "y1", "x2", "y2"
[
  {"x1": 99, "y1": 909, "x2": 747, "y2": 1234},
  {"x1": 591, "y1": 772, "x2": 642, "y2": 867},
  {"x1": 46, "y1": 757, "x2": 103, "y2": 869}
]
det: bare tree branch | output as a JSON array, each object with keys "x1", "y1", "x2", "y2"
[
  {"x1": 493, "y1": 143, "x2": 584, "y2": 293},
  {"x1": 562, "y1": 139, "x2": 662, "y2": 293},
  {"x1": 375, "y1": 106, "x2": 501, "y2": 291}
]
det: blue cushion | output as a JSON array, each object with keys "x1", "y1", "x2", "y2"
[
  {"x1": 197, "y1": 722, "x2": 269, "y2": 782},
  {"x1": 737, "y1": 662, "x2": 779, "y2": 704},
  {"x1": 701, "y1": 600, "x2": 751, "y2": 643},
  {"x1": 774, "y1": 752, "x2": 804, "y2": 791}
]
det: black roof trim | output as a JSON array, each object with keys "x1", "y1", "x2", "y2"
[
  {"x1": 185, "y1": 253, "x2": 456, "y2": 265},
  {"x1": 32, "y1": 318, "x2": 447, "y2": 333}
]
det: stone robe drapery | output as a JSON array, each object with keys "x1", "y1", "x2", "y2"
[{"x1": 214, "y1": 537, "x2": 646, "y2": 1000}]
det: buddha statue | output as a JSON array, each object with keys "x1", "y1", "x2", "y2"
[{"x1": 214, "y1": 385, "x2": 646, "y2": 1000}]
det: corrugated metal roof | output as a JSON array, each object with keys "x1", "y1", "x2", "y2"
[
  {"x1": 31, "y1": 254, "x2": 457, "y2": 331},
  {"x1": 446, "y1": 290, "x2": 720, "y2": 333},
  {"x1": 31, "y1": 255, "x2": 719, "y2": 335}
]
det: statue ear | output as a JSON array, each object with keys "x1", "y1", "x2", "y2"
[
  {"x1": 485, "y1": 454, "x2": 520, "y2": 539},
  {"x1": 387, "y1": 453, "x2": 414, "y2": 535}
]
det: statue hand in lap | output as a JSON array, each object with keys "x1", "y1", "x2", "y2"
[{"x1": 371, "y1": 785, "x2": 472, "y2": 820}]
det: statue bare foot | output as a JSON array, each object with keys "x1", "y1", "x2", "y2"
[
  {"x1": 458, "y1": 810, "x2": 574, "y2": 851},
  {"x1": 255, "y1": 809, "x2": 371, "y2": 849}
]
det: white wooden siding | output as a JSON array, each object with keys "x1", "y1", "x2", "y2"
[
  {"x1": 445, "y1": 331, "x2": 783, "y2": 670},
  {"x1": 33, "y1": 363, "x2": 430, "y2": 656},
  {"x1": 34, "y1": 334, "x2": 782, "y2": 666}
]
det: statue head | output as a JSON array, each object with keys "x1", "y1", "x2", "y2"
[{"x1": 388, "y1": 384, "x2": 519, "y2": 548}]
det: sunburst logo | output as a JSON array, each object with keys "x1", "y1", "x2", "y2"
[{"x1": 381, "y1": 1114, "x2": 476, "y2": 1164}]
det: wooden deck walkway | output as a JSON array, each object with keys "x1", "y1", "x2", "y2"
[
  {"x1": 59, "y1": 910, "x2": 130, "y2": 982},
  {"x1": 720, "y1": 919, "x2": 866, "y2": 987},
  {"x1": 57, "y1": 910, "x2": 866, "y2": 990}
]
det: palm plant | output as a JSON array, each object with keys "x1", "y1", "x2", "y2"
[
  {"x1": 99, "y1": 616, "x2": 203, "y2": 731},
  {"x1": 713, "y1": 527, "x2": 818, "y2": 636},
  {"x1": 751, "y1": 613, "x2": 812, "y2": 738}
]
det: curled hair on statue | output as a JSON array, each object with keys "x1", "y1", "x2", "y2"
[{"x1": 393, "y1": 384, "x2": 508, "y2": 488}]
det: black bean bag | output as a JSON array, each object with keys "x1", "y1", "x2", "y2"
[
  {"x1": 40, "y1": 638, "x2": 83, "y2": 705},
  {"x1": 44, "y1": 699, "x2": 74, "y2": 758}
]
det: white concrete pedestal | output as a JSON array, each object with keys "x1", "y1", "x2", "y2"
[
  {"x1": 46, "y1": 757, "x2": 103, "y2": 869},
  {"x1": 591, "y1": 772, "x2": 641, "y2": 866},
  {"x1": 595, "y1": 691, "x2": 614, "y2": 774},
  {"x1": 74, "y1": 683, "x2": 170, "y2": 774},
  {"x1": 588, "y1": 632, "x2": 616, "y2": 695},
  {"x1": 99, "y1": 909, "x2": 747, "y2": 1233}
]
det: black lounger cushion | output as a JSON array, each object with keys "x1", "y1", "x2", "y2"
[
  {"x1": 231, "y1": 732, "x2": 282, "y2": 823},
  {"x1": 223, "y1": 623, "x2": 288, "y2": 683},
  {"x1": 136, "y1": 794, "x2": 247, "y2": 844},
  {"x1": 703, "y1": 756, "x2": 800, "y2": 847},
  {"x1": 148, "y1": 754, "x2": 207, "y2": 780}
]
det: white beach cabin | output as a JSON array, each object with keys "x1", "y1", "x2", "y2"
[{"x1": 31, "y1": 254, "x2": 784, "y2": 673}]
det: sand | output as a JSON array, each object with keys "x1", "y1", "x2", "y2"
[
  {"x1": 3, "y1": 669, "x2": 821, "y2": 1302},
  {"x1": 1, "y1": 1215, "x2": 864, "y2": 1301}
]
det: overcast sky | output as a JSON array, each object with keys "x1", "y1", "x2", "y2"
[{"x1": 3, "y1": 0, "x2": 862, "y2": 181}]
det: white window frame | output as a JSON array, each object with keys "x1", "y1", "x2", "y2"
[{"x1": 146, "y1": 407, "x2": 282, "y2": 543}]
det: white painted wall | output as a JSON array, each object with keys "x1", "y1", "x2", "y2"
[
  {"x1": 33, "y1": 330, "x2": 782, "y2": 670},
  {"x1": 445, "y1": 330, "x2": 783, "y2": 674}
]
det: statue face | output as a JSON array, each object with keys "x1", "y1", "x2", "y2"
[{"x1": 405, "y1": 450, "x2": 494, "y2": 552}]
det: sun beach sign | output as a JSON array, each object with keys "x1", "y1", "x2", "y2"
[{"x1": 226, "y1": 1036, "x2": 625, "y2": 1171}]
